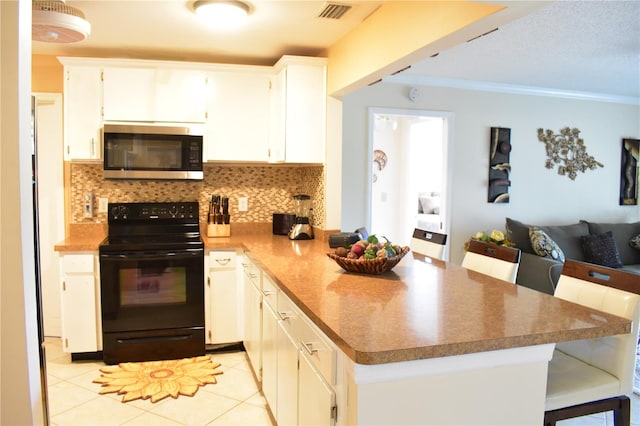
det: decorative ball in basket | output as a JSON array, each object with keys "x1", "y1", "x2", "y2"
[{"x1": 327, "y1": 235, "x2": 410, "y2": 275}]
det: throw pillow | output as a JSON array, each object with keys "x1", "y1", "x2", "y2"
[
  {"x1": 505, "y1": 218, "x2": 535, "y2": 254},
  {"x1": 630, "y1": 233, "x2": 640, "y2": 251},
  {"x1": 581, "y1": 231, "x2": 624, "y2": 268},
  {"x1": 529, "y1": 227, "x2": 565, "y2": 263}
]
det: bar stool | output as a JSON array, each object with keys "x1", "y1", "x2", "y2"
[
  {"x1": 461, "y1": 239, "x2": 521, "y2": 283},
  {"x1": 544, "y1": 260, "x2": 640, "y2": 426},
  {"x1": 410, "y1": 228, "x2": 447, "y2": 260}
]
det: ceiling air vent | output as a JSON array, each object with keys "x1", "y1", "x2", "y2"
[{"x1": 318, "y1": 3, "x2": 352, "y2": 19}]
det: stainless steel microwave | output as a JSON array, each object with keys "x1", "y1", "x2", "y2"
[{"x1": 103, "y1": 123, "x2": 204, "y2": 180}]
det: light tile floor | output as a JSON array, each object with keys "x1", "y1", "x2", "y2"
[
  {"x1": 44, "y1": 338, "x2": 275, "y2": 426},
  {"x1": 44, "y1": 337, "x2": 640, "y2": 425}
]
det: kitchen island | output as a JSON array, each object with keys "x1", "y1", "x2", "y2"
[
  {"x1": 56, "y1": 227, "x2": 632, "y2": 425},
  {"x1": 204, "y1": 233, "x2": 631, "y2": 426}
]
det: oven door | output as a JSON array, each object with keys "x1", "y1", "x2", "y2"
[
  {"x1": 100, "y1": 248, "x2": 204, "y2": 331},
  {"x1": 99, "y1": 248, "x2": 204, "y2": 363}
]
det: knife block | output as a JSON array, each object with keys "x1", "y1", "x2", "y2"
[{"x1": 207, "y1": 224, "x2": 230, "y2": 238}]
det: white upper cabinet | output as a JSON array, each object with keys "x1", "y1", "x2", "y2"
[
  {"x1": 270, "y1": 56, "x2": 327, "y2": 164},
  {"x1": 205, "y1": 69, "x2": 271, "y2": 162},
  {"x1": 156, "y1": 68, "x2": 208, "y2": 123},
  {"x1": 102, "y1": 67, "x2": 155, "y2": 122},
  {"x1": 60, "y1": 59, "x2": 104, "y2": 161},
  {"x1": 60, "y1": 56, "x2": 326, "y2": 163},
  {"x1": 102, "y1": 66, "x2": 207, "y2": 123}
]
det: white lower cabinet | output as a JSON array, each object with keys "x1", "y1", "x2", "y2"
[
  {"x1": 243, "y1": 263, "x2": 338, "y2": 425},
  {"x1": 299, "y1": 348, "x2": 336, "y2": 426},
  {"x1": 205, "y1": 250, "x2": 242, "y2": 345},
  {"x1": 242, "y1": 256, "x2": 262, "y2": 381},
  {"x1": 59, "y1": 253, "x2": 101, "y2": 353},
  {"x1": 261, "y1": 275, "x2": 279, "y2": 411},
  {"x1": 276, "y1": 290, "x2": 299, "y2": 426}
]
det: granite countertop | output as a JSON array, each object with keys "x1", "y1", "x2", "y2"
[{"x1": 54, "y1": 224, "x2": 631, "y2": 366}]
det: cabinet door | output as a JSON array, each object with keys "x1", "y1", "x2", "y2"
[
  {"x1": 206, "y1": 71, "x2": 271, "y2": 161},
  {"x1": 268, "y1": 69, "x2": 286, "y2": 163},
  {"x1": 155, "y1": 69, "x2": 207, "y2": 123},
  {"x1": 283, "y1": 63, "x2": 326, "y2": 163},
  {"x1": 64, "y1": 66, "x2": 103, "y2": 160},
  {"x1": 207, "y1": 269, "x2": 242, "y2": 344},
  {"x1": 299, "y1": 350, "x2": 336, "y2": 426},
  {"x1": 262, "y1": 299, "x2": 279, "y2": 412},
  {"x1": 103, "y1": 67, "x2": 155, "y2": 122},
  {"x1": 243, "y1": 276, "x2": 262, "y2": 380},
  {"x1": 61, "y1": 275, "x2": 98, "y2": 353},
  {"x1": 276, "y1": 320, "x2": 299, "y2": 426}
]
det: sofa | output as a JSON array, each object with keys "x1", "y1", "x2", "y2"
[{"x1": 505, "y1": 218, "x2": 640, "y2": 295}]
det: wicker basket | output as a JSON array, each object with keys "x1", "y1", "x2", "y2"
[{"x1": 327, "y1": 246, "x2": 410, "y2": 275}]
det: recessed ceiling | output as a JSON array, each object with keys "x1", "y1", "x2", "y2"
[{"x1": 31, "y1": 1, "x2": 640, "y2": 101}]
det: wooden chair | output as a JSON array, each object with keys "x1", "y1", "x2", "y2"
[
  {"x1": 461, "y1": 239, "x2": 521, "y2": 283},
  {"x1": 410, "y1": 228, "x2": 447, "y2": 260},
  {"x1": 544, "y1": 260, "x2": 640, "y2": 426}
]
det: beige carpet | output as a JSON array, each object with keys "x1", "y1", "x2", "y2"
[{"x1": 93, "y1": 355, "x2": 223, "y2": 403}]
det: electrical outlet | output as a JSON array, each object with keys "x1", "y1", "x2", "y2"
[
  {"x1": 238, "y1": 197, "x2": 248, "y2": 212},
  {"x1": 83, "y1": 191, "x2": 93, "y2": 218},
  {"x1": 98, "y1": 197, "x2": 109, "y2": 213}
]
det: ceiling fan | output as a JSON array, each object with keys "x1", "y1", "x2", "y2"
[{"x1": 32, "y1": 0, "x2": 91, "y2": 43}]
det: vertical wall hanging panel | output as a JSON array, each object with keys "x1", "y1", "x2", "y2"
[
  {"x1": 488, "y1": 127, "x2": 511, "y2": 203},
  {"x1": 620, "y1": 138, "x2": 639, "y2": 205}
]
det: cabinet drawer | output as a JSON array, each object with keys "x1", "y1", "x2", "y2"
[
  {"x1": 277, "y1": 290, "x2": 299, "y2": 335},
  {"x1": 297, "y1": 315, "x2": 336, "y2": 385},
  {"x1": 262, "y1": 275, "x2": 279, "y2": 311},
  {"x1": 209, "y1": 251, "x2": 237, "y2": 269},
  {"x1": 241, "y1": 256, "x2": 261, "y2": 287},
  {"x1": 60, "y1": 253, "x2": 94, "y2": 273}
]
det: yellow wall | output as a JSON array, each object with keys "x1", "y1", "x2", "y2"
[
  {"x1": 32, "y1": 54, "x2": 63, "y2": 93},
  {"x1": 325, "y1": 1, "x2": 504, "y2": 97}
]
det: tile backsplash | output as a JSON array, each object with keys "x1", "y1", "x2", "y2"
[{"x1": 71, "y1": 164, "x2": 326, "y2": 228}]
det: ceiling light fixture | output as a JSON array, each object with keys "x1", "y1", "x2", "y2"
[
  {"x1": 193, "y1": 0, "x2": 251, "y2": 28},
  {"x1": 32, "y1": 0, "x2": 91, "y2": 43}
]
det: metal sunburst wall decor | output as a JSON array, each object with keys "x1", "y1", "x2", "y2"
[{"x1": 537, "y1": 127, "x2": 603, "y2": 180}]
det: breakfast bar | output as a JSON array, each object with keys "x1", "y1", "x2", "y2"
[
  {"x1": 56, "y1": 228, "x2": 632, "y2": 425},
  {"x1": 221, "y1": 234, "x2": 631, "y2": 425}
]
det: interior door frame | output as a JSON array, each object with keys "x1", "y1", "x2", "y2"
[{"x1": 367, "y1": 107, "x2": 454, "y2": 259}]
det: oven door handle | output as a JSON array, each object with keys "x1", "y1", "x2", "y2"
[{"x1": 100, "y1": 250, "x2": 203, "y2": 261}]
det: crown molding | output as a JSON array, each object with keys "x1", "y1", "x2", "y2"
[{"x1": 383, "y1": 74, "x2": 639, "y2": 106}]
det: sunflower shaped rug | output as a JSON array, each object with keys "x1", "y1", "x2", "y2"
[{"x1": 93, "y1": 355, "x2": 223, "y2": 403}]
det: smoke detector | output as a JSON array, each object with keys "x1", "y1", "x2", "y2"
[{"x1": 32, "y1": 0, "x2": 91, "y2": 43}]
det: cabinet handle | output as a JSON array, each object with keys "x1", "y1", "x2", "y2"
[
  {"x1": 278, "y1": 311, "x2": 291, "y2": 321},
  {"x1": 262, "y1": 289, "x2": 275, "y2": 297},
  {"x1": 215, "y1": 258, "x2": 231, "y2": 266},
  {"x1": 249, "y1": 273, "x2": 258, "y2": 279},
  {"x1": 91, "y1": 138, "x2": 95, "y2": 157},
  {"x1": 301, "y1": 340, "x2": 318, "y2": 355},
  {"x1": 62, "y1": 281, "x2": 66, "y2": 291}
]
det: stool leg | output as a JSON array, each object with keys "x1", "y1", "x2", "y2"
[{"x1": 613, "y1": 396, "x2": 630, "y2": 426}]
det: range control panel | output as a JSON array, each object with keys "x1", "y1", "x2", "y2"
[{"x1": 108, "y1": 202, "x2": 199, "y2": 221}]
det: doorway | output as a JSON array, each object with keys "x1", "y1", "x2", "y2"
[{"x1": 368, "y1": 108, "x2": 452, "y2": 258}]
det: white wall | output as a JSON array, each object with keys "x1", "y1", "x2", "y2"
[
  {"x1": 1, "y1": 0, "x2": 45, "y2": 424},
  {"x1": 342, "y1": 83, "x2": 640, "y2": 264}
]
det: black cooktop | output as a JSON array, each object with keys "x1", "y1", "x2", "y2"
[{"x1": 100, "y1": 201, "x2": 203, "y2": 252}]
